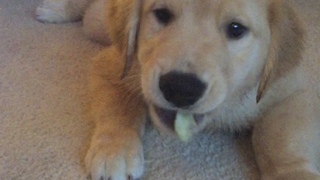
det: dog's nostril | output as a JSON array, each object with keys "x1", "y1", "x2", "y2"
[{"x1": 159, "y1": 71, "x2": 207, "y2": 108}]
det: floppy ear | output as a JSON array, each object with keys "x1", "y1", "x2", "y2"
[
  {"x1": 106, "y1": 0, "x2": 143, "y2": 78},
  {"x1": 256, "y1": 1, "x2": 304, "y2": 103}
]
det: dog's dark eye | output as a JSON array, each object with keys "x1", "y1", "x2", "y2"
[
  {"x1": 153, "y1": 8, "x2": 173, "y2": 25},
  {"x1": 226, "y1": 22, "x2": 248, "y2": 40}
]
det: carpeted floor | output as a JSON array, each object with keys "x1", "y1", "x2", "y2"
[{"x1": 0, "y1": 0, "x2": 319, "y2": 179}]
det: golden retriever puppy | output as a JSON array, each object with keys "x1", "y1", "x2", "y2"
[{"x1": 37, "y1": 0, "x2": 320, "y2": 179}]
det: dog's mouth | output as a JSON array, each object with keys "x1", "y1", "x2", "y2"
[{"x1": 153, "y1": 106, "x2": 205, "y2": 132}]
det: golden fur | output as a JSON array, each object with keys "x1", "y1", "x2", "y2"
[{"x1": 37, "y1": 0, "x2": 320, "y2": 179}]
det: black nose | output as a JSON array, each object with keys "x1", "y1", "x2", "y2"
[{"x1": 159, "y1": 71, "x2": 207, "y2": 108}]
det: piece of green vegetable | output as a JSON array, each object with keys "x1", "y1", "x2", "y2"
[{"x1": 174, "y1": 112, "x2": 196, "y2": 142}]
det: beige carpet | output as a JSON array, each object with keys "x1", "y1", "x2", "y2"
[{"x1": 0, "y1": 0, "x2": 319, "y2": 179}]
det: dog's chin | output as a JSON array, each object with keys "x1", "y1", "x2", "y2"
[{"x1": 149, "y1": 105, "x2": 207, "y2": 135}]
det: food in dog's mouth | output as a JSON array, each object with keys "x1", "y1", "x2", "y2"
[
  {"x1": 174, "y1": 112, "x2": 196, "y2": 142},
  {"x1": 154, "y1": 106, "x2": 204, "y2": 141}
]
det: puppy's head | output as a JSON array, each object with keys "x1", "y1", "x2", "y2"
[{"x1": 107, "y1": 0, "x2": 303, "y2": 133}]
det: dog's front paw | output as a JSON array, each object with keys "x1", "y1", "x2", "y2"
[
  {"x1": 36, "y1": 0, "x2": 81, "y2": 23},
  {"x1": 85, "y1": 131, "x2": 144, "y2": 180}
]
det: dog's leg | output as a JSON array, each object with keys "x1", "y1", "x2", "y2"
[
  {"x1": 83, "y1": 0, "x2": 110, "y2": 45},
  {"x1": 85, "y1": 48, "x2": 146, "y2": 180},
  {"x1": 253, "y1": 92, "x2": 320, "y2": 180},
  {"x1": 36, "y1": 0, "x2": 95, "y2": 23}
]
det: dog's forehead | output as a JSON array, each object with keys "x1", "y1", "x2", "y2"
[
  {"x1": 145, "y1": 0, "x2": 268, "y2": 21},
  {"x1": 144, "y1": 0, "x2": 268, "y2": 13}
]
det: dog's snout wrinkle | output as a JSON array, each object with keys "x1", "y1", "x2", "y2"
[{"x1": 159, "y1": 71, "x2": 207, "y2": 108}]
